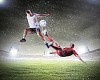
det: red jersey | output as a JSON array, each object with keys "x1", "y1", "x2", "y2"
[{"x1": 56, "y1": 47, "x2": 78, "y2": 57}]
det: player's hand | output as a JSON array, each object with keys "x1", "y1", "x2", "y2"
[
  {"x1": 81, "y1": 60, "x2": 87, "y2": 64},
  {"x1": 83, "y1": 61, "x2": 87, "y2": 64}
]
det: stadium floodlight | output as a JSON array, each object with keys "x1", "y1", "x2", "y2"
[
  {"x1": 0, "y1": 0, "x2": 5, "y2": 5},
  {"x1": 9, "y1": 47, "x2": 18, "y2": 56}
]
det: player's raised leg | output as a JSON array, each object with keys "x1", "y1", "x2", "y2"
[
  {"x1": 36, "y1": 30, "x2": 49, "y2": 48},
  {"x1": 43, "y1": 29, "x2": 61, "y2": 48},
  {"x1": 42, "y1": 29, "x2": 53, "y2": 42},
  {"x1": 36, "y1": 30, "x2": 45, "y2": 41}
]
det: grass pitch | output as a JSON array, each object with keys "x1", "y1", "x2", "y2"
[{"x1": 0, "y1": 59, "x2": 100, "y2": 80}]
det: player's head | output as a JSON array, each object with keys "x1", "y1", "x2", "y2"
[
  {"x1": 26, "y1": 10, "x2": 32, "y2": 15},
  {"x1": 70, "y1": 43, "x2": 75, "y2": 48}
]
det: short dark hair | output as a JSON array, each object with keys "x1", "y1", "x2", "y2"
[
  {"x1": 26, "y1": 10, "x2": 31, "y2": 14},
  {"x1": 70, "y1": 43, "x2": 75, "y2": 48},
  {"x1": 71, "y1": 44, "x2": 74, "y2": 47}
]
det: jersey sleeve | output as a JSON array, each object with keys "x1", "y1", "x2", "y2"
[{"x1": 73, "y1": 50, "x2": 78, "y2": 56}]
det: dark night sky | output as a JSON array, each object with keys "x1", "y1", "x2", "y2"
[{"x1": 0, "y1": 0, "x2": 100, "y2": 54}]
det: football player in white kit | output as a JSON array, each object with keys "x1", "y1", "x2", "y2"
[{"x1": 20, "y1": 10, "x2": 49, "y2": 48}]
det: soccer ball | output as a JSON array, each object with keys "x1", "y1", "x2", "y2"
[{"x1": 39, "y1": 20, "x2": 46, "y2": 27}]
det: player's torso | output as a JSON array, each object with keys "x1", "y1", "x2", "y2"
[
  {"x1": 62, "y1": 48, "x2": 73, "y2": 56},
  {"x1": 27, "y1": 15, "x2": 39, "y2": 28}
]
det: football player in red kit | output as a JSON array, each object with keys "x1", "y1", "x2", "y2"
[{"x1": 43, "y1": 30, "x2": 86, "y2": 63}]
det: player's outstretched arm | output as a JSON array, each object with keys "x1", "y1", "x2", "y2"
[
  {"x1": 37, "y1": 14, "x2": 50, "y2": 17},
  {"x1": 76, "y1": 55, "x2": 86, "y2": 64},
  {"x1": 41, "y1": 14, "x2": 50, "y2": 16},
  {"x1": 73, "y1": 50, "x2": 86, "y2": 64}
]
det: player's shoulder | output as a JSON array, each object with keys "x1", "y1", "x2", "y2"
[
  {"x1": 63, "y1": 47, "x2": 68, "y2": 49},
  {"x1": 34, "y1": 13, "x2": 40, "y2": 16},
  {"x1": 63, "y1": 47, "x2": 71, "y2": 50}
]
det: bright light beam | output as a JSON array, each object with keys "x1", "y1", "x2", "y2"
[
  {"x1": 10, "y1": 47, "x2": 18, "y2": 56},
  {"x1": 0, "y1": 0, "x2": 11, "y2": 9},
  {"x1": 0, "y1": 0, "x2": 5, "y2": 5},
  {"x1": 77, "y1": 46, "x2": 88, "y2": 54}
]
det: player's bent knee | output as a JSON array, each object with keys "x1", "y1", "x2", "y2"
[{"x1": 37, "y1": 32, "x2": 41, "y2": 35}]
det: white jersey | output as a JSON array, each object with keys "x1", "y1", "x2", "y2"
[{"x1": 27, "y1": 14, "x2": 39, "y2": 28}]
